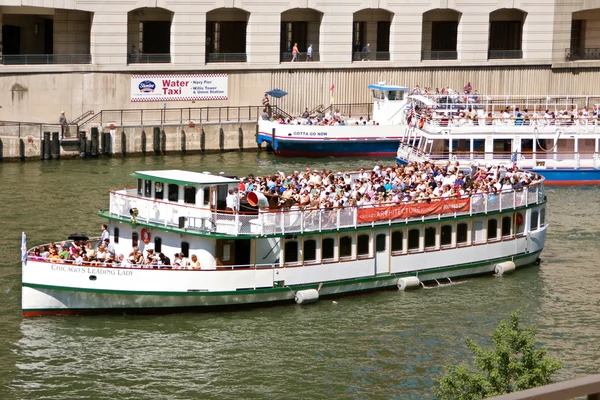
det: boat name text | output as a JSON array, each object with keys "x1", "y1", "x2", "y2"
[
  {"x1": 291, "y1": 131, "x2": 328, "y2": 137},
  {"x1": 50, "y1": 265, "x2": 133, "y2": 276}
]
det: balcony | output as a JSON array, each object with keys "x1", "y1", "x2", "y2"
[
  {"x1": 280, "y1": 52, "x2": 320, "y2": 62},
  {"x1": 1, "y1": 54, "x2": 91, "y2": 65},
  {"x1": 421, "y1": 51, "x2": 458, "y2": 61},
  {"x1": 488, "y1": 50, "x2": 523, "y2": 59},
  {"x1": 206, "y1": 53, "x2": 247, "y2": 63},
  {"x1": 565, "y1": 47, "x2": 600, "y2": 62},
  {"x1": 128, "y1": 53, "x2": 171, "y2": 64},
  {"x1": 352, "y1": 51, "x2": 390, "y2": 61}
]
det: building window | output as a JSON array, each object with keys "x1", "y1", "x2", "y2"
[
  {"x1": 352, "y1": 21, "x2": 365, "y2": 53},
  {"x1": 376, "y1": 233, "x2": 386, "y2": 252},
  {"x1": 184, "y1": 186, "x2": 196, "y2": 204},
  {"x1": 181, "y1": 241, "x2": 190, "y2": 258},
  {"x1": 304, "y1": 239, "x2": 316, "y2": 263},
  {"x1": 377, "y1": 21, "x2": 391, "y2": 52},
  {"x1": 285, "y1": 241, "x2": 298, "y2": 263},
  {"x1": 357, "y1": 234, "x2": 370, "y2": 257},
  {"x1": 391, "y1": 230, "x2": 403, "y2": 253},
  {"x1": 570, "y1": 20, "x2": 584, "y2": 49},
  {"x1": 431, "y1": 21, "x2": 458, "y2": 52},
  {"x1": 340, "y1": 236, "x2": 352, "y2": 258},
  {"x1": 132, "y1": 232, "x2": 139, "y2": 248},
  {"x1": 425, "y1": 227, "x2": 436, "y2": 248},
  {"x1": 168, "y1": 184, "x2": 179, "y2": 202},
  {"x1": 488, "y1": 219, "x2": 498, "y2": 240},
  {"x1": 457, "y1": 223, "x2": 468, "y2": 245},
  {"x1": 530, "y1": 211, "x2": 539, "y2": 231},
  {"x1": 441, "y1": 225, "x2": 452, "y2": 247},
  {"x1": 501, "y1": 216, "x2": 512, "y2": 237},
  {"x1": 155, "y1": 182, "x2": 164, "y2": 200},
  {"x1": 408, "y1": 229, "x2": 420, "y2": 251},
  {"x1": 322, "y1": 238, "x2": 334, "y2": 260},
  {"x1": 155, "y1": 237, "x2": 162, "y2": 253}
]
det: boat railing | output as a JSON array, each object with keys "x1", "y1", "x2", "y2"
[
  {"x1": 415, "y1": 93, "x2": 600, "y2": 108},
  {"x1": 107, "y1": 183, "x2": 544, "y2": 237}
]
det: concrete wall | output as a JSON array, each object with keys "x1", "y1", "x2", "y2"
[{"x1": 0, "y1": 121, "x2": 259, "y2": 161}]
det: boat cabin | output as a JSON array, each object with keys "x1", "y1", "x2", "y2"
[{"x1": 367, "y1": 83, "x2": 409, "y2": 125}]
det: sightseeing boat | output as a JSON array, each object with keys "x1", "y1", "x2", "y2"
[
  {"x1": 22, "y1": 168, "x2": 547, "y2": 316},
  {"x1": 256, "y1": 83, "x2": 421, "y2": 157},
  {"x1": 395, "y1": 97, "x2": 600, "y2": 185}
]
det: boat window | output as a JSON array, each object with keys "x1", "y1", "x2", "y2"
[
  {"x1": 457, "y1": 223, "x2": 468, "y2": 245},
  {"x1": 285, "y1": 241, "x2": 298, "y2": 263},
  {"x1": 340, "y1": 236, "x2": 352, "y2": 258},
  {"x1": 322, "y1": 238, "x2": 335, "y2": 260},
  {"x1": 168, "y1": 184, "x2": 179, "y2": 202},
  {"x1": 473, "y1": 139, "x2": 485, "y2": 159},
  {"x1": 388, "y1": 90, "x2": 404, "y2": 101},
  {"x1": 144, "y1": 180, "x2": 152, "y2": 197},
  {"x1": 441, "y1": 225, "x2": 452, "y2": 247},
  {"x1": 371, "y1": 89, "x2": 385, "y2": 99},
  {"x1": 501, "y1": 216, "x2": 512, "y2": 237},
  {"x1": 540, "y1": 208, "x2": 545, "y2": 226},
  {"x1": 181, "y1": 242, "x2": 189, "y2": 258},
  {"x1": 132, "y1": 232, "x2": 139, "y2": 248},
  {"x1": 203, "y1": 187, "x2": 210, "y2": 206},
  {"x1": 473, "y1": 220, "x2": 485, "y2": 243},
  {"x1": 155, "y1": 182, "x2": 164, "y2": 200},
  {"x1": 154, "y1": 237, "x2": 162, "y2": 253},
  {"x1": 357, "y1": 234, "x2": 370, "y2": 257},
  {"x1": 488, "y1": 219, "x2": 498, "y2": 240},
  {"x1": 184, "y1": 186, "x2": 196, "y2": 204},
  {"x1": 304, "y1": 239, "x2": 316, "y2": 262},
  {"x1": 376, "y1": 233, "x2": 386, "y2": 253},
  {"x1": 530, "y1": 211, "x2": 539, "y2": 231},
  {"x1": 425, "y1": 227, "x2": 436, "y2": 248},
  {"x1": 408, "y1": 229, "x2": 420, "y2": 251},
  {"x1": 113, "y1": 227, "x2": 120, "y2": 244},
  {"x1": 137, "y1": 179, "x2": 143, "y2": 196},
  {"x1": 516, "y1": 212, "x2": 526, "y2": 235},
  {"x1": 391, "y1": 230, "x2": 403, "y2": 252}
]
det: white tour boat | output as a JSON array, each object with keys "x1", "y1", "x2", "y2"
[
  {"x1": 396, "y1": 95, "x2": 600, "y2": 185},
  {"x1": 22, "y1": 168, "x2": 547, "y2": 316}
]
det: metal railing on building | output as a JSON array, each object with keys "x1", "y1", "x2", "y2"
[
  {"x1": 488, "y1": 50, "x2": 523, "y2": 59},
  {"x1": 206, "y1": 53, "x2": 247, "y2": 63},
  {"x1": 352, "y1": 51, "x2": 390, "y2": 61},
  {"x1": 421, "y1": 51, "x2": 458, "y2": 61},
  {"x1": 280, "y1": 52, "x2": 320, "y2": 62},
  {"x1": 128, "y1": 53, "x2": 171, "y2": 64},
  {"x1": 1, "y1": 54, "x2": 92, "y2": 65},
  {"x1": 565, "y1": 47, "x2": 600, "y2": 62}
]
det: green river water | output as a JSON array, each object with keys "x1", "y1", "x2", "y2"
[{"x1": 0, "y1": 152, "x2": 599, "y2": 399}]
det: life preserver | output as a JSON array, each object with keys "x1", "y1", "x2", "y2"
[
  {"x1": 141, "y1": 228, "x2": 151, "y2": 244},
  {"x1": 516, "y1": 213, "x2": 524, "y2": 226}
]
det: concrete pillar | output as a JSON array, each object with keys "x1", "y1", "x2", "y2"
[
  {"x1": 90, "y1": 12, "x2": 127, "y2": 66},
  {"x1": 390, "y1": 13, "x2": 421, "y2": 62},
  {"x1": 171, "y1": 12, "x2": 205, "y2": 65},
  {"x1": 523, "y1": 10, "x2": 555, "y2": 61},
  {"x1": 246, "y1": 11, "x2": 280, "y2": 65},
  {"x1": 456, "y1": 12, "x2": 488, "y2": 62},
  {"x1": 319, "y1": 12, "x2": 353, "y2": 63}
]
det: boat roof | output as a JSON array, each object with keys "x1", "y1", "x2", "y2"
[
  {"x1": 409, "y1": 94, "x2": 438, "y2": 107},
  {"x1": 367, "y1": 84, "x2": 408, "y2": 91},
  {"x1": 131, "y1": 170, "x2": 240, "y2": 186}
]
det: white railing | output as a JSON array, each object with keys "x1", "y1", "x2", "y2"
[{"x1": 107, "y1": 183, "x2": 544, "y2": 237}]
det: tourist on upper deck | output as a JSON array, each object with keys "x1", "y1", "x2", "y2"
[{"x1": 100, "y1": 224, "x2": 109, "y2": 242}]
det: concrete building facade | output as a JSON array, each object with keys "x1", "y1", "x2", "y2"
[{"x1": 1, "y1": 0, "x2": 600, "y2": 122}]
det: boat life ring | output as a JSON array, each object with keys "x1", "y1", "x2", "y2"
[
  {"x1": 141, "y1": 228, "x2": 151, "y2": 244},
  {"x1": 516, "y1": 213, "x2": 524, "y2": 226}
]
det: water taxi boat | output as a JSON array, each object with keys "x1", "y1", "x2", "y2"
[
  {"x1": 22, "y1": 168, "x2": 547, "y2": 316},
  {"x1": 396, "y1": 96, "x2": 600, "y2": 185},
  {"x1": 256, "y1": 83, "x2": 417, "y2": 157}
]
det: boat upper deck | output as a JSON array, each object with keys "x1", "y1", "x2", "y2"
[{"x1": 103, "y1": 165, "x2": 545, "y2": 237}]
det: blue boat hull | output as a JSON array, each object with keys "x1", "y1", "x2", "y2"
[{"x1": 257, "y1": 133, "x2": 400, "y2": 157}]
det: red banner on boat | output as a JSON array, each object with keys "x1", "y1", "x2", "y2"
[{"x1": 356, "y1": 198, "x2": 471, "y2": 223}]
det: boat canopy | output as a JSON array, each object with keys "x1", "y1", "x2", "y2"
[
  {"x1": 409, "y1": 94, "x2": 438, "y2": 107},
  {"x1": 131, "y1": 170, "x2": 239, "y2": 186},
  {"x1": 367, "y1": 84, "x2": 409, "y2": 92}
]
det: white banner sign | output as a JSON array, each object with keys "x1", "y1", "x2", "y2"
[{"x1": 131, "y1": 74, "x2": 228, "y2": 102}]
